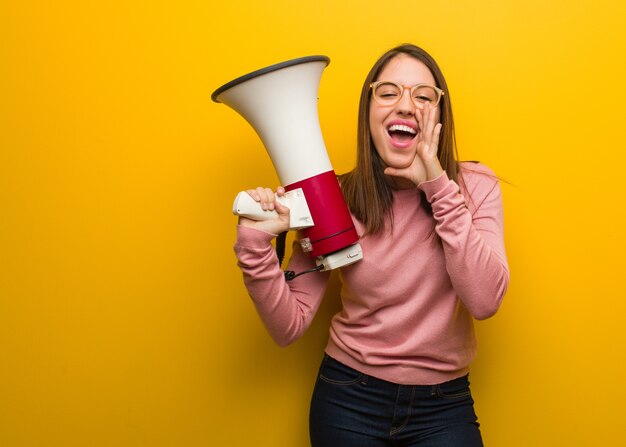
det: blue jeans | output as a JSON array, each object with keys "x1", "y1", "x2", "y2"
[{"x1": 309, "y1": 355, "x2": 483, "y2": 447}]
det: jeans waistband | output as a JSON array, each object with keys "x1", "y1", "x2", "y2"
[{"x1": 323, "y1": 354, "x2": 470, "y2": 392}]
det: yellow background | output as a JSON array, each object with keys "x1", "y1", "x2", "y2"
[{"x1": 1, "y1": 0, "x2": 625, "y2": 445}]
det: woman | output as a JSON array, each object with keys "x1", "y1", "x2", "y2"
[{"x1": 234, "y1": 44, "x2": 509, "y2": 447}]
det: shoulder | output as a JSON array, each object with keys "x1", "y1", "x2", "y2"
[
  {"x1": 458, "y1": 161, "x2": 498, "y2": 189},
  {"x1": 457, "y1": 161, "x2": 501, "y2": 213},
  {"x1": 459, "y1": 160, "x2": 496, "y2": 178}
]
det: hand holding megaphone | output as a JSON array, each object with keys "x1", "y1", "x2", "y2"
[
  {"x1": 233, "y1": 187, "x2": 314, "y2": 231},
  {"x1": 235, "y1": 187, "x2": 292, "y2": 235}
]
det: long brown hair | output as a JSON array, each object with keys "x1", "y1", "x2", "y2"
[{"x1": 340, "y1": 44, "x2": 460, "y2": 235}]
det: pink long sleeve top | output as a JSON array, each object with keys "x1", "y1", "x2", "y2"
[{"x1": 234, "y1": 162, "x2": 509, "y2": 385}]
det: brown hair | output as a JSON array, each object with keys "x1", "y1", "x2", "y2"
[{"x1": 340, "y1": 44, "x2": 461, "y2": 235}]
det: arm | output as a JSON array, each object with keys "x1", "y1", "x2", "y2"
[
  {"x1": 235, "y1": 201, "x2": 331, "y2": 346},
  {"x1": 418, "y1": 169, "x2": 510, "y2": 320}
]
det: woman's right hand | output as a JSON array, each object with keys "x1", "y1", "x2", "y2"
[{"x1": 238, "y1": 186, "x2": 291, "y2": 235}]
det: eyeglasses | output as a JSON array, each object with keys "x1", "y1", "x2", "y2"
[{"x1": 369, "y1": 81, "x2": 444, "y2": 108}]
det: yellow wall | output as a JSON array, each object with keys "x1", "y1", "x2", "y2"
[{"x1": 1, "y1": 0, "x2": 625, "y2": 445}]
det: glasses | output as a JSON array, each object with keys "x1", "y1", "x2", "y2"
[{"x1": 370, "y1": 81, "x2": 444, "y2": 108}]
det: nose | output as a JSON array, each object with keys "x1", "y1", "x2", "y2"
[{"x1": 395, "y1": 89, "x2": 415, "y2": 115}]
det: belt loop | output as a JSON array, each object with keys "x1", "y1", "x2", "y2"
[
  {"x1": 360, "y1": 375, "x2": 369, "y2": 386},
  {"x1": 430, "y1": 384, "x2": 438, "y2": 396}
]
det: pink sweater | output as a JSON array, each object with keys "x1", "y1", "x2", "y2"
[{"x1": 234, "y1": 162, "x2": 509, "y2": 385}]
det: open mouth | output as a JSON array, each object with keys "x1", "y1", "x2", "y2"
[{"x1": 387, "y1": 123, "x2": 417, "y2": 144}]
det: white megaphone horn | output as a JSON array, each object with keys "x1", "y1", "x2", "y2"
[{"x1": 212, "y1": 56, "x2": 362, "y2": 272}]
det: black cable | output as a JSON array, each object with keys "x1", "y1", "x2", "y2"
[
  {"x1": 284, "y1": 264, "x2": 325, "y2": 281},
  {"x1": 276, "y1": 232, "x2": 325, "y2": 281}
]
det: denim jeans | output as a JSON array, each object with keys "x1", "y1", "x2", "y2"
[{"x1": 309, "y1": 355, "x2": 483, "y2": 447}]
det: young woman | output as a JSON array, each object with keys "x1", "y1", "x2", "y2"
[{"x1": 234, "y1": 44, "x2": 509, "y2": 447}]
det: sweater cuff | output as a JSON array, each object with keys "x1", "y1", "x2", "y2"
[
  {"x1": 418, "y1": 171, "x2": 454, "y2": 202},
  {"x1": 236, "y1": 225, "x2": 277, "y2": 249}
]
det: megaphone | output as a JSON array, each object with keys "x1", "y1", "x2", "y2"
[{"x1": 212, "y1": 56, "x2": 362, "y2": 271}]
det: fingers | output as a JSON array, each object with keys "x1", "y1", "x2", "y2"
[
  {"x1": 241, "y1": 185, "x2": 291, "y2": 234},
  {"x1": 274, "y1": 198, "x2": 290, "y2": 216},
  {"x1": 416, "y1": 103, "x2": 441, "y2": 152},
  {"x1": 245, "y1": 187, "x2": 274, "y2": 210},
  {"x1": 245, "y1": 186, "x2": 285, "y2": 211},
  {"x1": 422, "y1": 103, "x2": 438, "y2": 136},
  {"x1": 273, "y1": 186, "x2": 290, "y2": 215},
  {"x1": 383, "y1": 166, "x2": 398, "y2": 177},
  {"x1": 433, "y1": 122, "x2": 442, "y2": 147}
]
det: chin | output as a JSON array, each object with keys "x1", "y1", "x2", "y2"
[{"x1": 382, "y1": 153, "x2": 414, "y2": 170}]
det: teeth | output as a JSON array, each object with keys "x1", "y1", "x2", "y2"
[{"x1": 388, "y1": 124, "x2": 416, "y2": 134}]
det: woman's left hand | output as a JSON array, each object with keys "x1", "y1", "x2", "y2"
[{"x1": 384, "y1": 102, "x2": 444, "y2": 186}]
